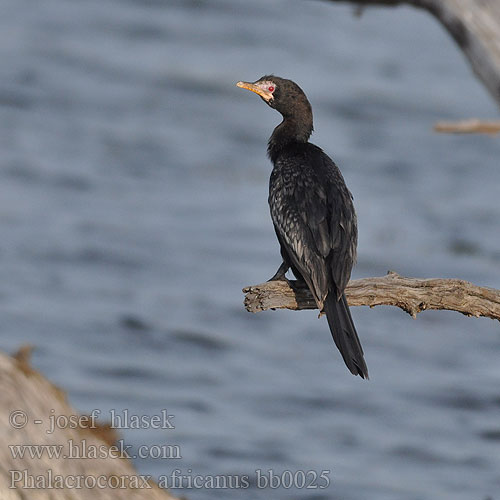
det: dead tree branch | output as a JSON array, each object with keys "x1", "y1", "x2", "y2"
[
  {"x1": 0, "y1": 347, "x2": 178, "y2": 500},
  {"x1": 434, "y1": 119, "x2": 500, "y2": 134},
  {"x1": 243, "y1": 271, "x2": 500, "y2": 321},
  {"x1": 323, "y1": 0, "x2": 500, "y2": 109}
]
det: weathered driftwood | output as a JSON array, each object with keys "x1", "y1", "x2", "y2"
[
  {"x1": 434, "y1": 119, "x2": 500, "y2": 134},
  {"x1": 243, "y1": 271, "x2": 500, "y2": 321},
  {"x1": 324, "y1": 0, "x2": 500, "y2": 109},
  {"x1": 0, "y1": 346, "x2": 178, "y2": 500}
]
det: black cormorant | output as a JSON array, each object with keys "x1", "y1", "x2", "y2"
[{"x1": 237, "y1": 75, "x2": 368, "y2": 379}]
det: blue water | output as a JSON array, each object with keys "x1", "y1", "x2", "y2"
[{"x1": 1, "y1": 0, "x2": 499, "y2": 499}]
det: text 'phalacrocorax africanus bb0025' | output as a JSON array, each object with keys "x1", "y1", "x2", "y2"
[{"x1": 237, "y1": 76, "x2": 368, "y2": 379}]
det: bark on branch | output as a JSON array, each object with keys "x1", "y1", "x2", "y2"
[
  {"x1": 0, "y1": 347, "x2": 178, "y2": 500},
  {"x1": 243, "y1": 271, "x2": 500, "y2": 321},
  {"x1": 323, "y1": 0, "x2": 500, "y2": 109},
  {"x1": 434, "y1": 119, "x2": 500, "y2": 134}
]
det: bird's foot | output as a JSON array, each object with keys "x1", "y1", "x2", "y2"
[
  {"x1": 290, "y1": 278, "x2": 308, "y2": 290},
  {"x1": 267, "y1": 262, "x2": 289, "y2": 282}
]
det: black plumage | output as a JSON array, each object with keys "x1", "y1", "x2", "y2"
[{"x1": 236, "y1": 75, "x2": 368, "y2": 379}]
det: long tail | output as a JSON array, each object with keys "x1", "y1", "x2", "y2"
[{"x1": 323, "y1": 292, "x2": 369, "y2": 379}]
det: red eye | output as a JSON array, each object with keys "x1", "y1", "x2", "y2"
[{"x1": 268, "y1": 86, "x2": 275, "y2": 92}]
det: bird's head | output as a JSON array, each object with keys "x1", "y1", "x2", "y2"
[{"x1": 236, "y1": 75, "x2": 311, "y2": 120}]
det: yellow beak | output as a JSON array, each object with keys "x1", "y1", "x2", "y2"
[{"x1": 236, "y1": 81, "x2": 273, "y2": 102}]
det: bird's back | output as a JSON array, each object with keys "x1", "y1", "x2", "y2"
[{"x1": 268, "y1": 142, "x2": 357, "y2": 307}]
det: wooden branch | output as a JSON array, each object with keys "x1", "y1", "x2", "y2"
[
  {"x1": 0, "y1": 347, "x2": 179, "y2": 500},
  {"x1": 434, "y1": 119, "x2": 500, "y2": 134},
  {"x1": 323, "y1": 0, "x2": 500, "y2": 109},
  {"x1": 243, "y1": 271, "x2": 500, "y2": 321}
]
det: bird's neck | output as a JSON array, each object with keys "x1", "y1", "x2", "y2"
[{"x1": 267, "y1": 115, "x2": 313, "y2": 162}]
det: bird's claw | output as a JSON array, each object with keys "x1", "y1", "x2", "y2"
[{"x1": 267, "y1": 262, "x2": 289, "y2": 282}]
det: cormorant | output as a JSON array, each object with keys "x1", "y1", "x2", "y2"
[{"x1": 237, "y1": 76, "x2": 368, "y2": 379}]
